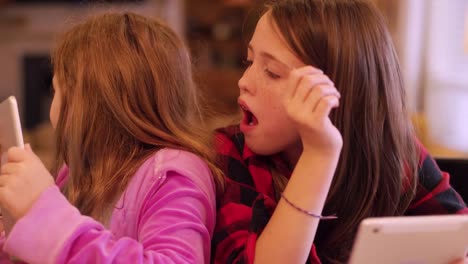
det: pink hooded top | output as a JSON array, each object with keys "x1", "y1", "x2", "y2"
[{"x1": 0, "y1": 148, "x2": 216, "y2": 263}]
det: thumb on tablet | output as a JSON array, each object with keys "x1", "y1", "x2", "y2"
[
  {"x1": 0, "y1": 144, "x2": 4, "y2": 166},
  {"x1": 24, "y1": 143, "x2": 32, "y2": 152}
]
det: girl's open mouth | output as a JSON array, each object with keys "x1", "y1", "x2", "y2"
[{"x1": 240, "y1": 103, "x2": 258, "y2": 127}]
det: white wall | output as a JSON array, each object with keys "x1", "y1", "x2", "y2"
[
  {"x1": 396, "y1": 0, "x2": 427, "y2": 113},
  {"x1": 423, "y1": 0, "x2": 468, "y2": 151}
]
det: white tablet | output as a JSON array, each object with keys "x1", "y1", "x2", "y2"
[
  {"x1": 0, "y1": 96, "x2": 24, "y2": 165},
  {"x1": 349, "y1": 215, "x2": 468, "y2": 264}
]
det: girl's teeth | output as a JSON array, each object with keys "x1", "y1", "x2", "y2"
[{"x1": 249, "y1": 122, "x2": 254, "y2": 126}]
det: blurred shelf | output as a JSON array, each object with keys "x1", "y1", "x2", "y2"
[{"x1": 185, "y1": 0, "x2": 248, "y2": 130}]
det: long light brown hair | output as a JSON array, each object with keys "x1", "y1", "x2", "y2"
[
  {"x1": 52, "y1": 13, "x2": 223, "y2": 222},
  {"x1": 263, "y1": 0, "x2": 419, "y2": 262}
]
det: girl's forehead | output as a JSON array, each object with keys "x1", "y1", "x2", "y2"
[{"x1": 250, "y1": 14, "x2": 304, "y2": 69}]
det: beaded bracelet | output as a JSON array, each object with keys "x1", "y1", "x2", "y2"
[{"x1": 280, "y1": 193, "x2": 338, "y2": 220}]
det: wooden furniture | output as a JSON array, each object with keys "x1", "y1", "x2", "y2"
[
  {"x1": 413, "y1": 114, "x2": 468, "y2": 203},
  {"x1": 412, "y1": 113, "x2": 468, "y2": 159}
]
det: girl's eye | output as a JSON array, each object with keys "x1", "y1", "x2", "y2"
[
  {"x1": 242, "y1": 59, "x2": 253, "y2": 68},
  {"x1": 264, "y1": 68, "x2": 280, "y2": 79}
]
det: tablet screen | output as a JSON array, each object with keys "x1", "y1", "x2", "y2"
[
  {"x1": 349, "y1": 215, "x2": 468, "y2": 264},
  {"x1": 0, "y1": 96, "x2": 24, "y2": 165}
]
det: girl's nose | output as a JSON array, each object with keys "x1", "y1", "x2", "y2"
[{"x1": 238, "y1": 69, "x2": 255, "y2": 95}]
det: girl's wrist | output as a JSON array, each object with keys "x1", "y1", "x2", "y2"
[
  {"x1": 301, "y1": 147, "x2": 341, "y2": 162},
  {"x1": 287, "y1": 151, "x2": 339, "y2": 189}
]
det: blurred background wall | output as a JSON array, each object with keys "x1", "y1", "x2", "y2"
[
  {"x1": 375, "y1": 0, "x2": 468, "y2": 156},
  {"x1": 0, "y1": 0, "x2": 185, "y2": 166}
]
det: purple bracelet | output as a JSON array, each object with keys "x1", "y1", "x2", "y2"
[{"x1": 280, "y1": 193, "x2": 338, "y2": 220}]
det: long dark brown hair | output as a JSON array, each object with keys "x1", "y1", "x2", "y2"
[
  {"x1": 264, "y1": 0, "x2": 419, "y2": 262},
  {"x1": 52, "y1": 13, "x2": 223, "y2": 223}
]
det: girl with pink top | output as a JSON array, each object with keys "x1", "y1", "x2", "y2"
[{"x1": 0, "y1": 13, "x2": 222, "y2": 263}]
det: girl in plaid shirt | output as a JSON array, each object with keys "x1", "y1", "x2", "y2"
[{"x1": 213, "y1": 0, "x2": 468, "y2": 263}]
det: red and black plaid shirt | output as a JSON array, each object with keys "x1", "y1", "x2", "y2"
[{"x1": 212, "y1": 126, "x2": 468, "y2": 264}]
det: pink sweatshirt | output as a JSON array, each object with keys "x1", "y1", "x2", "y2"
[{"x1": 0, "y1": 148, "x2": 216, "y2": 263}]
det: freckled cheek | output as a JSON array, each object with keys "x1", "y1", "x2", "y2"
[
  {"x1": 266, "y1": 103, "x2": 291, "y2": 127},
  {"x1": 259, "y1": 91, "x2": 284, "y2": 113}
]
